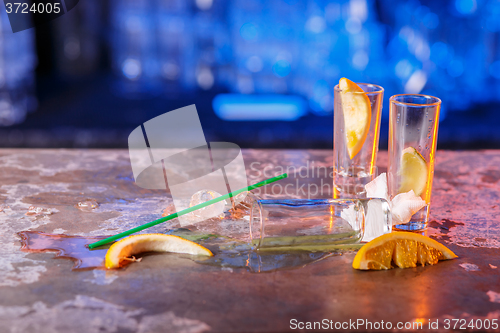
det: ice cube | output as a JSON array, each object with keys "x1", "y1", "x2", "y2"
[
  {"x1": 340, "y1": 205, "x2": 357, "y2": 228},
  {"x1": 341, "y1": 199, "x2": 392, "y2": 242},
  {"x1": 391, "y1": 190, "x2": 426, "y2": 224},
  {"x1": 361, "y1": 198, "x2": 392, "y2": 242},
  {"x1": 225, "y1": 191, "x2": 261, "y2": 219},
  {"x1": 365, "y1": 173, "x2": 389, "y2": 202},
  {"x1": 189, "y1": 189, "x2": 226, "y2": 220}
]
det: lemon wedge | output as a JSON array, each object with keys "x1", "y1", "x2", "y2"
[
  {"x1": 338, "y1": 78, "x2": 372, "y2": 159},
  {"x1": 353, "y1": 232, "x2": 457, "y2": 270},
  {"x1": 399, "y1": 147, "x2": 428, "y2": 196},
  {"x1": 105, "y1": 233, "x2": 213, "y2": 269}
]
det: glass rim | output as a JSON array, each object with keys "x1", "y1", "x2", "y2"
[
  {"x1": 334, "y1": 83, "x2": 384, "y2": 95},
  {"x1": 389, "y1": 94, "x2": 441, "y2": 107}
]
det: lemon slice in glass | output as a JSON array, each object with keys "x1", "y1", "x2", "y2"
[
  {"x1": 105, "y1": 233, "x2": 213, "y2": 269},
  {"x1": 352, "y1": 232, "x2": 457, "y2": 270},
  {"x1": 399, "y1": 147, "x2": 428, "y2": 196},
  {"x1": 338, "y1": 78, "x2": 372, "y2": 159}
]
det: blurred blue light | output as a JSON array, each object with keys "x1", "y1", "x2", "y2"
[
  {"x1": 240, "y1": 23, "x2": 258, "y2": 41},
  {"x1": 423, "y1": 12, "x2": 439, "y2": 29},
  {"x1": 272, "y1": 60, "x2": 291, "y2": 78},
  {"x1": 430, "y1": 42, "x2": 451, "y2": 68},
  {"x1": 274, "y1": 25, "x2": 293, "y2": 40},
  {"x1": 395, "y1": 59, "x2": 413, "y2": 80},
  {"x1": 313, "y1": 80, "x2": 329, "y2": 98},
  {"x1": 485, "y1": 17, "x2": 499, "y2": 32},
  {"x1": 308, "y1": 99, "x2": 323, "y2": 114},
  {"x1": 352, "y1": 50, "x2": 369, "y2": 70},
  {"x1": 455, "y1": 0, "x2": 477, "y2": 15},
  {"x1": 489, "y1": 61, "x2": 500, "y2": 79},
  {"x1": 195, "y1": 0, "x2": 213, "y2": 11},
  {"x1": 122, "y1": 59, "x2": 141, "y2": 80},
  {"x1": 306, "y1": 16, "x2": 326, "y2": 33},
  {"x1": 213, "y1": 94, "x2": 307, "y2": 121},
  {"x1": 345, "y1": 18, "x2": 362, "y2": 34},
  {"x1": 246, "y1": 56, "x2": 263, "y2": 73},
  {"x1": 447, "y1": 59, "x2": 464, "y2": 78},
  {"x1": 111, "y1": 0, "x2": 500, "y2": 118}
]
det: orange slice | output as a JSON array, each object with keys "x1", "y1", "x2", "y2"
[
  {"x1": 338, "y1": 78, "x2": 372, "y2": 159},
  {"x1": 105, "y1": 233, "x2": 213, "y2": 269},
  {"x1": 352, "y1": 232, "x2": 457, "y2": 270}
]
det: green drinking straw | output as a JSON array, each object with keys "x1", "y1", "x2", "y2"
[{"x1": 87, "y1": 173, "x2": 288, "y2": 249}]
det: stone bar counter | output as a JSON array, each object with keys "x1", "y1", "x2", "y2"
[{"x1": 0, "y1": 149, "x2": 499, "y2": 332}]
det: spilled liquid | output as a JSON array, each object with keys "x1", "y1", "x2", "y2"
[
  {"x1": 18, "y1": 194, "x2": 362, "y2": 272},
  {"x1": 18, "y1": 229, "x2": 361, "y2": 273},
  {"x1": 25, "y1": 206, "x2": 53, "y2": 216},
  {"x1": 18, "y1": 231, "x2": 110, "y2": 270},
  {"x1": 76, "y1": 199, "x2": 100, "y2": 211}
]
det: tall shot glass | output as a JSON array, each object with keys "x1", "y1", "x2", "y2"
[
  {"x1": 334, "y1": 83, "x2": 384, "y2": 198},
  {"x1": 388, "y1": 94, "x2": 441, "y2": 230}
]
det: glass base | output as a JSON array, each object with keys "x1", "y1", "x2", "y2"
[
  {"x1": 393, "y1": 222, "x2": 427, "y2": 231},
  {"x1": 392, "y1": 204, "x2": 430, "y2": 231},
  {"x1": 333, "y1": 169, "x2": 374, "y2": 198}
]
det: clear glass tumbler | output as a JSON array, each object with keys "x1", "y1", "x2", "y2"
[
  {"x1": 250, "y1": 199, "x2": 363, "y2": 250},
  {"x1": 334, "y1": 83, "x2": 384, "y2": 198},
  {"x1": 249, "y1": 198, "x2": 392, "y2": 250},
  {"x1": 388, "y1": 94, "x2": 441, "y2": 230}
]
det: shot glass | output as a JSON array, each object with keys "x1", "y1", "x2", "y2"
[
  {"x1": 388, "y1": 94, "x2": 441, "y2": 230},
  {"x1": 334, "y1": 83, "x2": 384, "y2": 198},
  {"x1": 249, "y1": 198, "x2": 392, "y2": 250}
]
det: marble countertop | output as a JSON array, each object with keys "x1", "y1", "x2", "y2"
[{"x1": 0, "y1": 149, "x2": 499, "y2": 333}]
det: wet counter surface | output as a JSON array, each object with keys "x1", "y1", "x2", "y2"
[{"x1": 0, "y1": 149, "x2": 499, "y2": 333}]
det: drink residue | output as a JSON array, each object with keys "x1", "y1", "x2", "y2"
[
  {"x1": 25, "y1": 206, "x2": 53, "y2": 216},
  {"x1": 17, "y1": 228, "x2": 357, "y2": 273},
  {"x1": 76, "y1": 199, "x2": 99, "y2": 211}
]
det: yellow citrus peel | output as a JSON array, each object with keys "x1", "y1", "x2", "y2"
[
  {"x1": 399, "y1": 147, "x2": 428, "y2": 196},
  {"x1": 353, "y1": 232, "x2": 457, "y2": 270},
  {"x1": 338, "y1": 77, "x2": 372, "y2": 159},
  {"x1": 105, "y1": 233, "x2": 213, "y2": 269}
]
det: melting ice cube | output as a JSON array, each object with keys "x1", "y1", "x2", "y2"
[
  {"x1": 361, "y1": 198, "x2": 392, "y2": 242},
  {"x1": 391, "y1": 190, "x2": 426, "y2": 224},
  {"x1": 225, "y1": 191, "x2": 260, "y2": 219},
  {"x1": 189, "y1": 189, "x2": 226, "y2": 220}
]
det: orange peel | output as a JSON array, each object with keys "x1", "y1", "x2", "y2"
[
  {"x1": 338, "y1": 78, "x2": 372, "y2": 159},
  {"x1": 353, "y1": 232, "x2": 457, "y2": 270},
  {"x1": 105, "y1": 233, "x2": 213, "y2": 269}
]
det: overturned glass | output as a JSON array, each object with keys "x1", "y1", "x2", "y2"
[{"x1": 249, "y1": 198, "x2": 391, "y2": 250}]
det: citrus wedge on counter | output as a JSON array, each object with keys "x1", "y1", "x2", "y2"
[
  {"x1": 105, "y1": 233, "x2": 213, "y2": 269},
  {"x1": 353, "y1": 232, "x2": 457, "y2": 270},
  {"x1": 399, "y1": 147, "x2": 428, "y2": 196},
  {"x1": 338, "y1": 77, "x2": 372, "y2": 159}
]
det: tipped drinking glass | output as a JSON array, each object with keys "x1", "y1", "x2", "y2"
[
  {"x1": 249, "y1": 199, "x2": 365, "y2": 250},
  {"x1": 249, "y1": 198, "x2": 393, "y2": 250},
  {"x1": 334, "y1": 82, "x2": 384, "y2": 198},
  {"x1": 388, "y1": 94, "x2": 441, "y2": 231}
]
